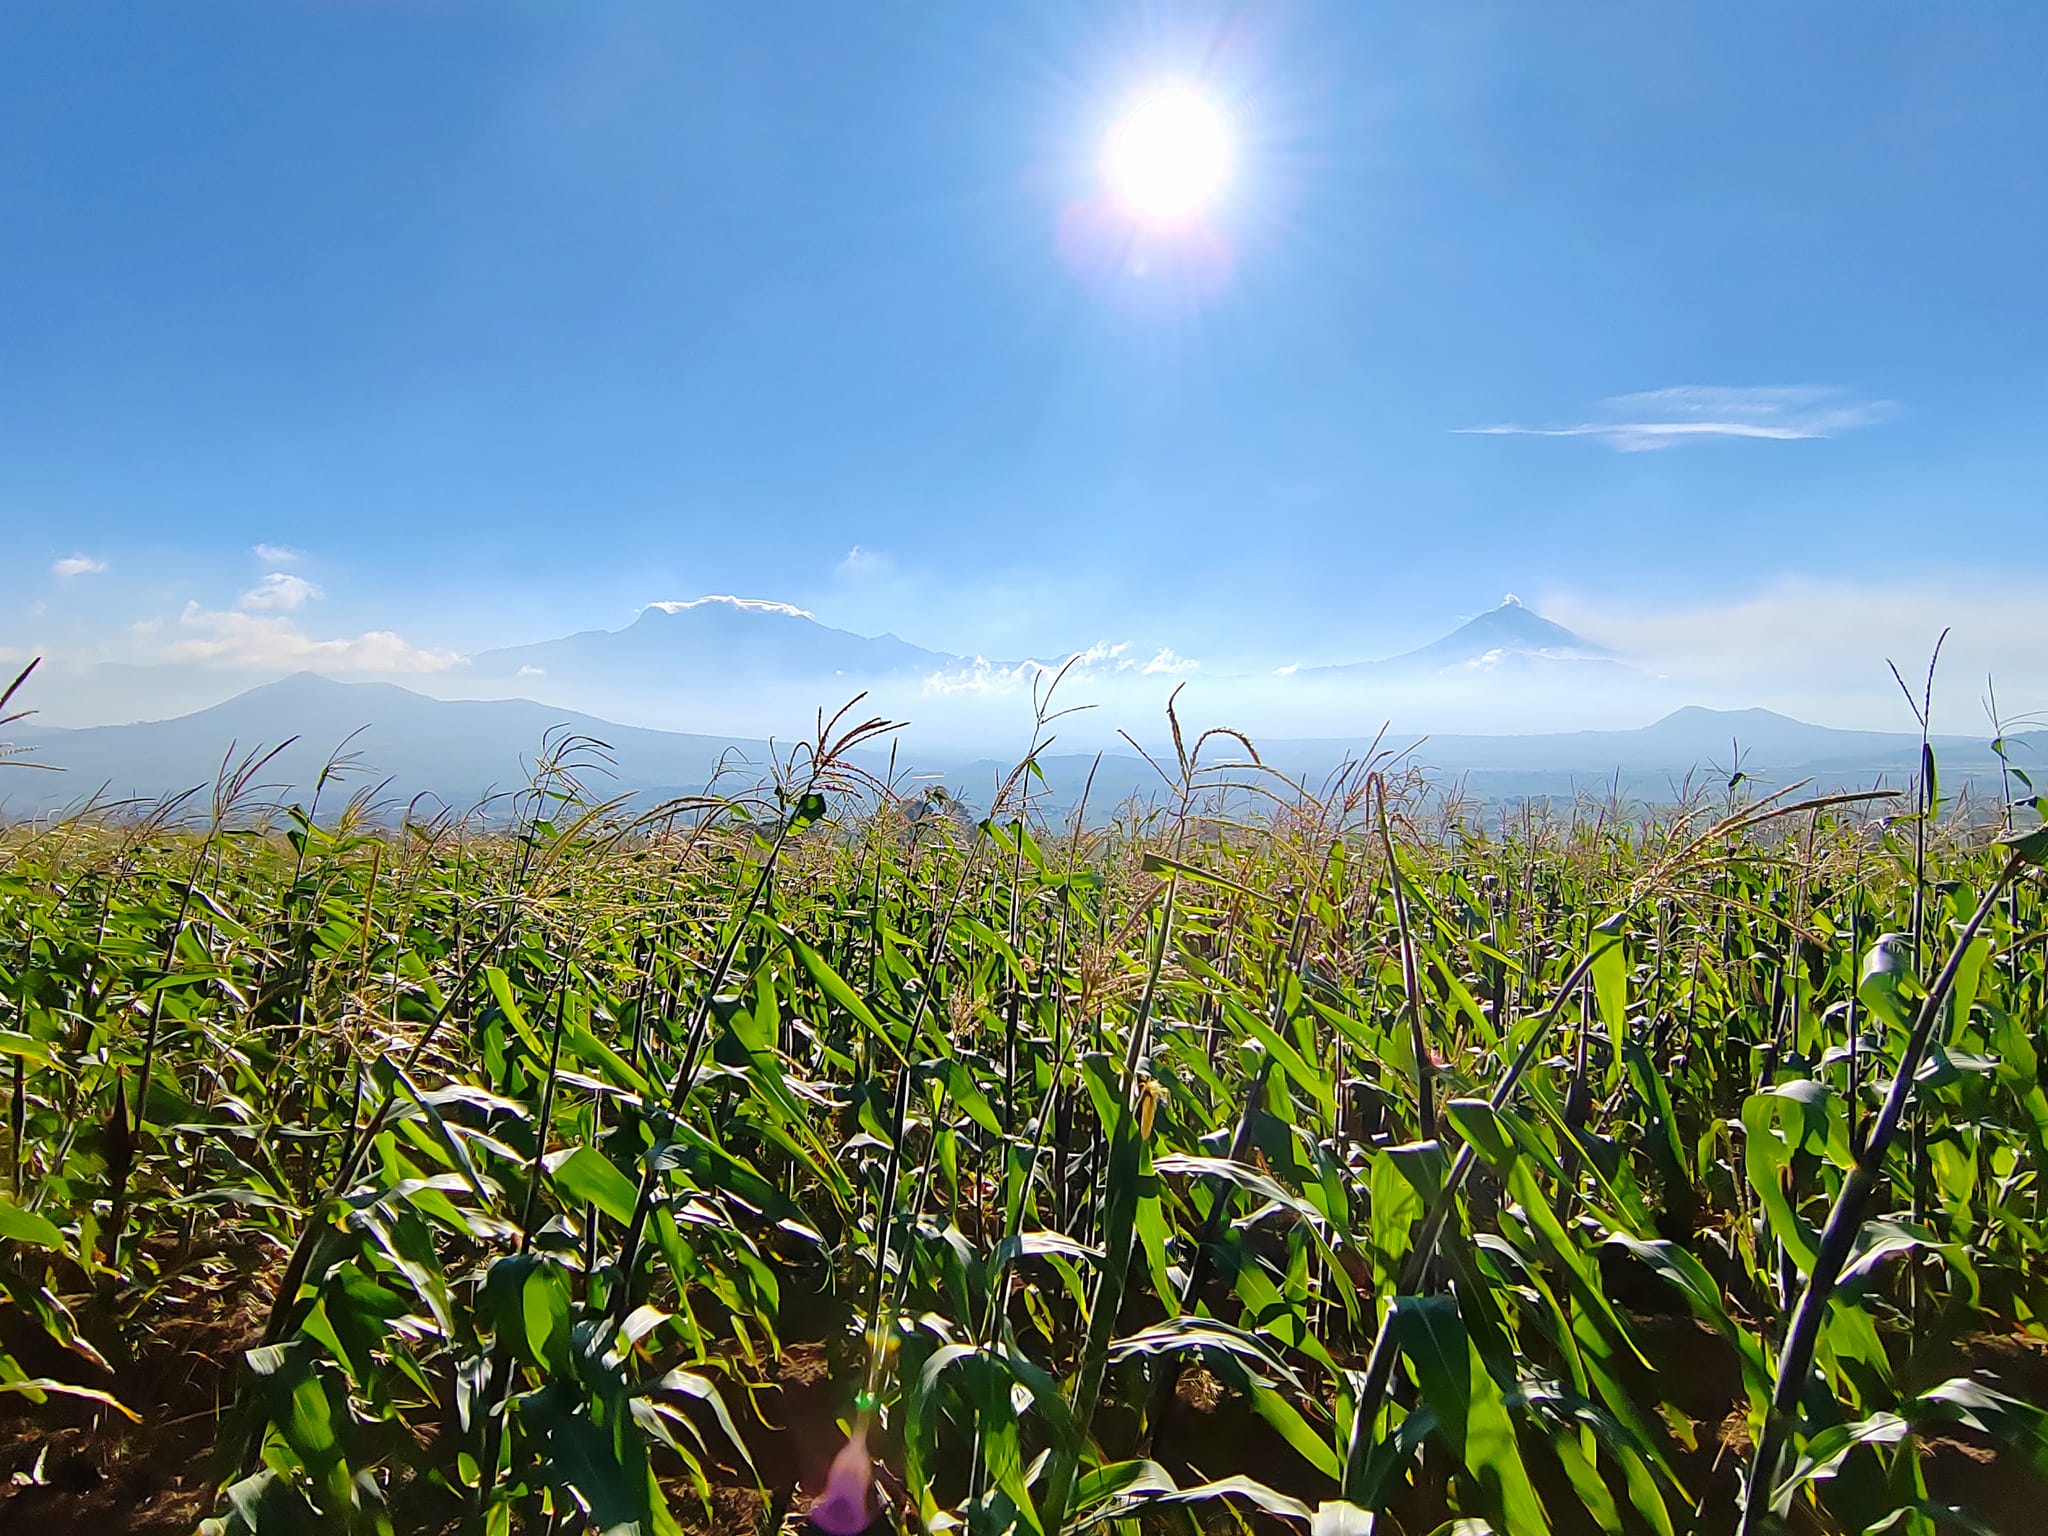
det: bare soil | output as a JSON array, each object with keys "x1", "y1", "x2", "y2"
[{"x1": 4, "y1": 1247, "x2": 2044, "y2": 1536}]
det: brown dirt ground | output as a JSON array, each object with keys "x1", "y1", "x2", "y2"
[{"x1": 5, "y1": 1247, "x2": 2046, "y2": 1536}]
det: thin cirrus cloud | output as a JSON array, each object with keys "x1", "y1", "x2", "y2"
[
  {"x1": 1457, "y1": 386, "x2": 1896, "y2": 452},
  {"x1": 52, "y1": 553, "x2": 109, "y2": 579},
  {"x1": 252, "y1": 542, "x2": 305, "y2": 565}
]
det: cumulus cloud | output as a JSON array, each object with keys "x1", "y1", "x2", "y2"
[
  {"x1": 921, "y1": 655, "x2": 1047, "y2": 697},
  {"x1": 1141, "y1": 647, "x2": 1198, "y2": 676},
  {"x1": 1069, "y1": 641, "x2": 1131, "y2": 670},
  {"x1": 52, "y1": 553, "x2": 108, "y2": 579},
  {"x1": 164, "y1": 602, "x2": 465, "y2": 674},
  {"x1": 253, "y1": 543, "x2": 304, "y2": 565},
  {"x1": 1459, "y1": 386, "x2": 1894, "y2": 452},
  {"x1": 239, "y1": 572, "x2": 324, "y2": 612},
  {"x1": 922, "y1": 639, "x2": 1201, "y2": 696}
]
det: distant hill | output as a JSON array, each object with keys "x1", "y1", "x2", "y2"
[
  {"x1": 2, "y1": 673, "x2": 777, "y2": 816},
  {"x1": 9, "y1": 675, "x2": 2035, "y2": 822},
  {"x1": 1260, "y1": 703, "x2": 2037, "y2": 781},
  {"x1": 999, "y1": 705, "x2": 2041, "y2": 817}
]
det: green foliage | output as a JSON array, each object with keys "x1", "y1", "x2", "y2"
[{"x1": 0, "y1": 720, "x2": 2043, "y2": 1536}]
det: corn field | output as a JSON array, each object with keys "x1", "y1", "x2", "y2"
[{"x1": 2, "y1": 690, "x2": 2046, "y2": 1535}]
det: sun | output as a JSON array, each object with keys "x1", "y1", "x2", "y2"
[{"x1": 1101, "y1": 86, "x2": 1232, "y2": 227}]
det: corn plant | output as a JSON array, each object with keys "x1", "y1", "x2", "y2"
[{"x1": 0, "y1": 674, "x2": 2043, "y2": 1536}]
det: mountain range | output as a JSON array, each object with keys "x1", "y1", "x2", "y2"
[
  {"x1": 469, "y1": 596, "x2": 951, "y2": 689},
  {"x1": 6, "y1": 670, "x2": 2037, "y2": 823},
  {"x1": 463, "y1": 592, "x2": 1620, "y2": 694},
  {"x1": 12, "y1": 596, "x2": 2037, "y2": 820},
  {"x1": 24, "y1": 593, "x2": 1652, "y2": 742}
]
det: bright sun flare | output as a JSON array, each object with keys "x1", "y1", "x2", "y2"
[{"x1": 1101, "y1": 86, "x2": 1232, "y2": 226}]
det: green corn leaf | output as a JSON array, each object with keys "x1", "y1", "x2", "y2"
[
  {"x1": 548, "y1": 1145, "x2": 640, "y2": 1226},
  {"x1": 1387, "y1": 1294, "x2": 1550, "y2": 1536},
  {"x1": 648, "y1": 1368, "x2": 758, "y2": 1478},
  {"x1": 789, "y1": 935, "x2": 903, "y2": 1062},
  {"x1": 1248, "y1": 1381, "x2": 1344, "y2": 1481},
  {"x1": 1772, "y1": 1412, "x2": 1910, "y2": 1512},
  {"x1": 0, "y1": 1378, "x2": 139, "y2": 1420},
  {"x1": 1994, "y1": 821, "x2": 2048, "y2": 865},
  {"x1": 988, "y1": 1228, "x2": 1101, "y2": 1271},
  {"x1": 1591, "y1": 915, "x2": 1629, "y2": 1064},
  {"x1": 1444, "y1": 1098, "x2": 1518, "y2": 1168},
  {"x1": 0, "y1": 1198, "x2": 65, "y2": 1250},
  {"x1": 1368, "y1": 1140, "x2": 1444, "y2": 1292},
  {"x1": 1108, "y1": 1315, "x2": 1305, "y2": 1389},
  {"x1": 521, "y1": 1261, "x2": 571, "y2": 1375}
]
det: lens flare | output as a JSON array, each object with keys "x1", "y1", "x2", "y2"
[{"x1": 809, "y1": 1424, "x2": 874, "y2": 1535}]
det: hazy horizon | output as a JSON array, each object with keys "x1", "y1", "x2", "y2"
[{"x1": 6, "y1": 6, "x2": 2046, "y2": 743}]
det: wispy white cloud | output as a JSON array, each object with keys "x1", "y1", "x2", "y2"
[
  {"x1": 52, "y1": 553, "x2": 108, "y2": 579},
  {"x1": 920, "y1": 655, "x2": 1052, "y2": 697},
  {"x1": 922, "y1": 639, "x2": 1200, "y2": 696},
  {"x1": 833, "y1": 545, "x2": 894, "y2": 581},
  {"x1": 1459, "y1": 386, "x2": 1895, "y2": 452},
  {"x1": 239, "y1": 571, "x2": 324, "y2": 612},
  {"x1": 253, "y1": 542, "x2": 304, "y2": 565},
  {"x1": 164, "y1": 603, "x2": 465, "y2": 674},
  {"x1": 1070, "y1": 641, "x2": 1131, "y2": 670}
]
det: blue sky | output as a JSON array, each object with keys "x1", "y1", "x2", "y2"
[{"x1": 5, "y1": 4, "x2": 2046, "y2": 727}]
